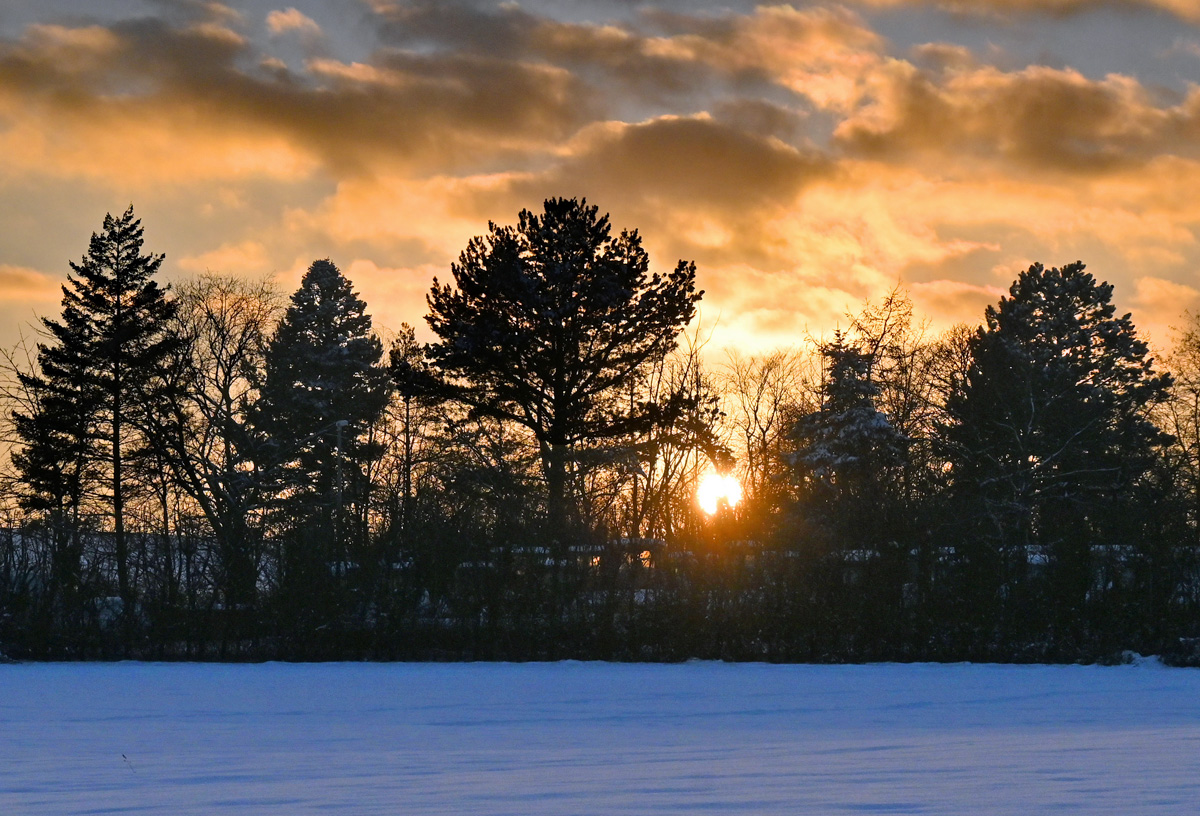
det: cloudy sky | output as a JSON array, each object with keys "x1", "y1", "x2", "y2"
[{"x1": 2, "y1": 0, "x2": 1200, "y2": 355}]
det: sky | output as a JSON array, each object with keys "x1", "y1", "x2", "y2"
[{"x1": 3, "y1": 0, "x2": 1200, "y2": 356}]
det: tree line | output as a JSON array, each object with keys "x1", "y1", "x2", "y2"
[{"x1": 2, "y1": 199, "x2": 1199, "y2": 663}]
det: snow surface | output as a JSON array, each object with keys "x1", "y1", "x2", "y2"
[{"x1": 3, "y1": 659, "x2": 1200, "y2": 814}]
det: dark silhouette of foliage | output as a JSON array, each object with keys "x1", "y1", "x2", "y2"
[
  {"x1": 151, "y1": 274, "x2": 281, "y2": 616},
  {"x1": 387, "y1": 323, "x2": 443, "y2": 538},
  {"x1": 425, "y1": 198, "x2": 702, "y2": 537},
  {"x1": 792, "y1": 332, "x2": 908, "y2": 508},
  {"x1": 5, "y1": 206, "x2": 1200, "y2": 665},
  {"x1": 13, "y1": 207, "x2": 178, "y2": 642},
  {"x1": 787, "y1": 331, "x2": 910, "y2": 654},
  {"x1": 941, "y1": 261, "x2": 1173, "y2": 645},
  {"x1": 251, "y1": 259, "x2": 391, "y2": 635}
]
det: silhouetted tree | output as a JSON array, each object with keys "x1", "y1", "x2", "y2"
[
  {"x1": 607, "y1": 335, "x2": 727, "y2": 544},
  {"x1": 153, "y1": 274, "x2": 281, "y2": 614},
  {"x1": 15, "y1": 207, "x2": 178, "y2": 639},
  {"x1": 788, "y1": 331, "x2": 909, "y2": 654},
  {"x1": 425, "y1": 198, "x2": 702, "y2": 543},
  {"x1": 387, "y1": 323, "x2": 442, "y2": 538},
  {"x1": 1163, "y1": 312, "x2": 1200, "y2": 540},
  {"x1": 1148, "y1": 313, "x2": 1200, "y2": 650},
  {"x1": 252, "y1": 259, "x2": 391, "y2": 629},
  {"x1": 722, "y1": 347, "x2": 814, "y2": 528},
  {"x1": 942, "y1": 262, "x2": 1172, "y2": 647},
  {"x1": 792, "y1": 332, "x2": 908, "y2": 527},
  {"x1": 9, "y1": 336, "x2": 97, "y2": 635}
]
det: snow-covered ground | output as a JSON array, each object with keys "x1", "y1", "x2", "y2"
[{"x1": 2, "y1": 660, "x2": 1199, "y2": 815}]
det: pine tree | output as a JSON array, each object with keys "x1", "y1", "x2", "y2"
[
  {"x1": 252, "y1": 259, "x2": 391, "y2": 589},
  {"x1": 793, "y1": 332, "x2": 908, "y2": 508},
  {"x1": 784, "y1": 333, "x2": 910, "y2": 655},
  {"x1": 14, "y1": 206, "x2": 178, "y2": 635},
  {"x1": 11, "y1": 353, "x2": 97, "y2": 629},
  {"x1": 942, "y1": 261, "x2": 1172, "y2": 644},
  {"x1": 425, "y1": 198, "x2": 701, "y2": 538}
]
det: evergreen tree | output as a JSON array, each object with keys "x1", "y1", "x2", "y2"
[
  {"x1": 14, "y1": 207, "x2": 177, "y2": 635},
  {"x1": 789, "y1": 332, "x2": 909, "y2": 654},
  {"x1": 792, "y1": 332, "x2": 908, "y2": 512},
  {"x1": 425, "y1": 198, "x2": 702, "y2": 538},
  {"x1": 942, "y1": 262, "x2": 1172, "y2": 646},
  {"x1": 11, "y1": 353, "x2": 97, "y2": 631},
  {"x1": 252, "y1": 259, "x2": 391, "y2": 609}
]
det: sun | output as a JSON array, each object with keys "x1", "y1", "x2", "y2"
[{"x1": 697, "y1": 472, "x2": 742, "y2": 515}]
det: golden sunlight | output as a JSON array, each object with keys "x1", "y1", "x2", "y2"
[{"x1": 697, "y1": 472, "x2": 742, "y2": 515}]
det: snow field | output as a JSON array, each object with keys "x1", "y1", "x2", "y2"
[{"x1": 2, "y1": 660, "x2": 1200, "y2": 814}]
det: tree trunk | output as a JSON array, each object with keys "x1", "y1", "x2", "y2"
[
  {"x1": 546, "y1": 442, "x2": 568, "y2": 544},
  {"x1": 113, "y1": 406, "x2": 133, "y2": 649},
  {"x1": 402, "y1": 396, "x2": 414, "y2": 532}
]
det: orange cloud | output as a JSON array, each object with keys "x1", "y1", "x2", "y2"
[
  {"x1": 835, "y1": 64, "x2": 1200, "y2": 175},
  {"x1": 1132, "y1": 276, "x2": 1200, "y2": 343},
  {"x1": 0, "y1": 264, "x2": 60, "y2": 300},
  {"x1": 909, "y1": 279, "x2": 1008, "y2": 327},
  {"x1": 0, "y1": 264, "x2": 64, "y2": 335},
  {"x1": 178, "y1": 241, "x2": 273, "y2": 276},
  {"x1": 0, "y1": 16, "x2": 591, "y2": 185},
  {"x1": 266, "y1": 9, "x2": 322, "y2": 36},
  {"x1": 850, "y1": 0, "x2": 1200, "y2": 22}
]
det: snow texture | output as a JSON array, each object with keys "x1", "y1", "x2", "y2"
[{"x1": 2, "y1": 659, "x2": 1199, "y2": 814}]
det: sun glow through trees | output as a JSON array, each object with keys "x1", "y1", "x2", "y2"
[{"x1": 697, "y1": 472, "x2": 742, "y2": 515}]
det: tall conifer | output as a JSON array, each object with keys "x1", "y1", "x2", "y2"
[
  {"x1": 14, "y1": 206, "x2": 177, "y2": 635},
  {"x1": 253, "y1": 260, "x2": 391, "y2": 576},
  {"x1": 942, "y1": 262, "x2": 1172, "y2": 640}
]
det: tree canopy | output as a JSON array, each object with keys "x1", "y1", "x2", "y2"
[
  {"x1": 942, "y1": 261, "x2": 1173, "y2": 630},
  {"x1": 425, "y1": 197, "x2": 702, "y2": 528},
  {"x1": 7, "y1": 209, "x2": 1200, "y2": 665},
  {"x1": 13, "y1": 206, "x2": 177, "y2": 630},
  {"x1": 252, "y1": 259, "x2": 391, "y2": 576}
]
